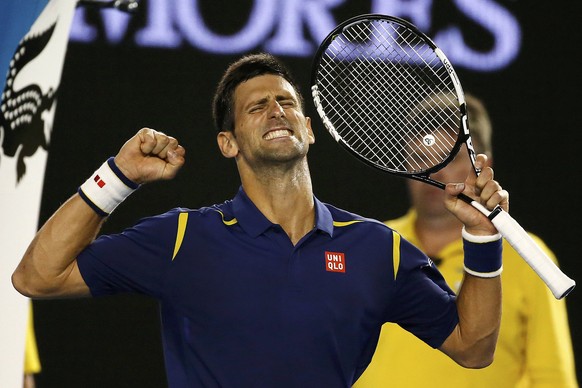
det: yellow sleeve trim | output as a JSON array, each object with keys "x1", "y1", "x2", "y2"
[
  {"x1": 172, "y1": 212, "x2": 189, "y2": 261},
  {"x1": 333, "y1": 220, "x2": 363, "y2": 227},
  {"x1": 392, "y1": 231, "x2": 401, "y2": 280}
]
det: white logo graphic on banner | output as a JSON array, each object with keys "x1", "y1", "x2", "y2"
[
  {"x1": 1, "y1": 22, "x2": 58, "y2": 182},
  {"x1": 0, "y1": 1, "x2": 76, "y2": 386}
]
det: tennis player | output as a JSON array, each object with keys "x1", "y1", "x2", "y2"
[{"x1": 13, "y1": 53, "x2": 509, "y2": 387}]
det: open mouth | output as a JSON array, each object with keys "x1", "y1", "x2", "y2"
[{"x1": 263, "y1": 128, "x2": 292, "y2": 140}]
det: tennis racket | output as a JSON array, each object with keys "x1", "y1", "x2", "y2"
[{"x1": 310, "y1": 14, "x2": 575, "y2": 299}]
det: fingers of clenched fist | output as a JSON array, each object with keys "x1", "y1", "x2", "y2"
[
  {"x1": 116, "y1": 128, "x2": 186, "y2": 184},
  {"x1": 137, "y1": 128, "x2": 183, "y2": 159},
  {"x1": 139, "y1": 128, "x2": 170, "y2": 156}
]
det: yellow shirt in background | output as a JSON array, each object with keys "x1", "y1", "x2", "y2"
[
  {"x1": 24, "y1": 301, "x2": 41, "y2": 374},
  {"x1": 354, "y1": 210, "x2": 578, "y2": 388}
]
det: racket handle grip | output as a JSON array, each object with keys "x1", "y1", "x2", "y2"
[{"x1": 471, "y1": 202, "x2": 575, "y2": 299}]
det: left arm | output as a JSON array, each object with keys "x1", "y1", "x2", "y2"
[
  {"x1": 439, "y1": 272, "x2": 501, "y2": 368},
  {"x1": 438, "y1": 154, "x2": 507, "y2": 368}
]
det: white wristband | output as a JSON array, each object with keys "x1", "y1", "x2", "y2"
[
  {"x1": 463, "y1": 265, "x2": 503, "y2": 278},
  {"x1": 78, "y1": 157, "x2": 139, "y2": 216},
  {"x1": 461, "y1": 226, "x2": 501, "y2": 243}
]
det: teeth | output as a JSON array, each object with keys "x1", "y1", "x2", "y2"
[{"x1": 264, "y1": 129, "x2": 290, "y2": 140}]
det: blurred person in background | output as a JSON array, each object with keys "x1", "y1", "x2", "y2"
[{"x1": 354, "y1": 93, "x2": 578, "y2": 388}]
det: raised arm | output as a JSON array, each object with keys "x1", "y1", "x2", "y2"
[
  {"x1": 12, "y1": 128, "x2": 185, "y2": 298},
  {"x1": 438, "y1": 154, "x2": 508, "y2": 368}
]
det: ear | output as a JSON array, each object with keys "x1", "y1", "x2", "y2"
[
  {"x1": 217, "y1": 131, "x2": 238, "y2": 158},
  {"x1": 305, "y1": 117, "x2": 315, "y2": 144}
]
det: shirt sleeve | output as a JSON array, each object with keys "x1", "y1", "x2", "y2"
[
  {"x1": 77, "y1": 208, "x2": 186, "y2": 299},
  {"x1": 386, "y1": 235, "x2": 459, "y2": 349}
]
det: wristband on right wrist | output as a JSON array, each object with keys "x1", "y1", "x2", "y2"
[
  {"x1": 462, "y1": 226, "x2": 503, "y2": 278},
  {"x1": 78, "y1": 157, "x2": 140, "y2": 217}
]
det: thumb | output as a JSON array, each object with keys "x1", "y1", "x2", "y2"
[
  {"x1": 160, "y1": 148, "x2": 186, "y2": 180},
  {"x1": 445, "y1": 182, "x2": 465, "y2": 196}
]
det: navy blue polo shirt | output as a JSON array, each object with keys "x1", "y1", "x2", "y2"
[{"x1": 77, "y1": 187, "x2": 458, "y2": 388}]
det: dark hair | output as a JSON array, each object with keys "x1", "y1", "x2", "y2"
[{"x1": 212, "y1": 52, "x2": 304, "y2": 133}]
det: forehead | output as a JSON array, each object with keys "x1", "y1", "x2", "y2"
[{"x1": 234, "y1": 74, "x2": 298, "y2": 107}]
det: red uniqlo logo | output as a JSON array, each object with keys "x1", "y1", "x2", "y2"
[
  {"x1": 325, "y1": 251, "x2": 346, "y2": 273},
  {"x1": 94, "y1": 175, "x2": 106, "y2": 188}
]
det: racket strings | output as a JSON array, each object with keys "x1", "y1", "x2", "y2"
[
  {"x1": 314, "y1": 18, "x2": 461, "y2": 174},
  {"x1": 320, "y1": 38, "x2": 408, "y2": 166},
  {"x1": 319, "y1": 52, "x2": 397, "y2": 164}
]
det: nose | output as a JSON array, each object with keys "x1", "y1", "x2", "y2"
[{"x1": 269, "y1": 101, "x2": 285, "y2": 119}]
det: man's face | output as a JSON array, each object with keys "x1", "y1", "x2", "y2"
[
  {"x1": 228, "y1": 74, "x2": 314, "y2": 167},
  {"x1": 407, "y1": 142, "x2": 473, "y2": 218}
]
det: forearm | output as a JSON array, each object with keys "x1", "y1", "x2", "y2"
[
  {"x1": 436, "y1": 154, "x2": 506, "y2": 366},
  {"x1": 12, "y1": 193, "x2": 104, "y2": 297},
  {"x1": 446, "y1": 273, "x2": 502, "y2": 368},
  {"x1": 439, "y1": 228, "x2": 503, "y2": 368}
]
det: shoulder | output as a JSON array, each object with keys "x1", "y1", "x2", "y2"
[
  {"x1": 129, "y1": 199, "x2": 235, "y2": 232},
  {"x1": 323, "y1": 202, "x2": 392, "y2": 230},
  {"x1": 321, "y1": 202, "x2": 400, "y2": 248}
]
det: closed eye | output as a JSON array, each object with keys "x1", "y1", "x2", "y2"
[
  {"x1": 279, "y1": 99, "x2": 296, "y2": 108},
  {"x1": 249, "y1": 104, "x2": 266, "y2": 113},
  {"x1": 246, "y1": 95, "x2": 297, "y2": 114}
]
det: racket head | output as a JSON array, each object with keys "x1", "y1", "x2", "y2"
[{"x1": 311, "y1": 14, "x2": 477, "y2": 180}]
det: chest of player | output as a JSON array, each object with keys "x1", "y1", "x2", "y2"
[{"x1": 162, "y1": 223, "x2": 394, "y2": 332}]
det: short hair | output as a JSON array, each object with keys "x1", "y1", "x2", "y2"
[
  {"x1": 464, "y1": 93, "x2": 493, "y2": 157},
  {"x1": 212, "y1": 52, "x2": 304, "y2": 133}
]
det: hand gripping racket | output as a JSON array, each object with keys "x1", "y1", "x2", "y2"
[{"x1": 310, "y1": 14, "x2": 575, "y2": 299}]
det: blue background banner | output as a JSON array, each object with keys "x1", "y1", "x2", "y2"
[{"x1": 0, "y1": 0, "x2": 49, "y2": 91}]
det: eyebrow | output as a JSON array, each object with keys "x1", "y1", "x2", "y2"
[{"x1": 246, "y1": 93, "x2": 296, "y2": 109}]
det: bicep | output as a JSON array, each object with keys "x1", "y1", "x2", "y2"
[
  {"x1": 64, "y1": 260, "x2": 92, "y2": 297},
  {"x1": 388, "y1": 237, "x2": 459, "y2": 348}
]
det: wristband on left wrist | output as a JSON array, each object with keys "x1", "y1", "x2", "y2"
[{"x1": 462, "y1": 226, "x2": 503, "y2": 278}]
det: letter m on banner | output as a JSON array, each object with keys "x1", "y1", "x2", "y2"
[{"x1": 0, "y1": 1, "x2": 76, "y2": 386}]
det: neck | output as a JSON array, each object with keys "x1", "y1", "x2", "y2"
[
  {"x1": 239, "y1": 159, "x2": 315, "y2": 245},
  {"x1": 414, "y1": 211, "x2": 462, "y2": 257}
]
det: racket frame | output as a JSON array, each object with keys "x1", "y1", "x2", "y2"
[{"x1": 311, "y1": 14, "x2": 481, "y2": 190}]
